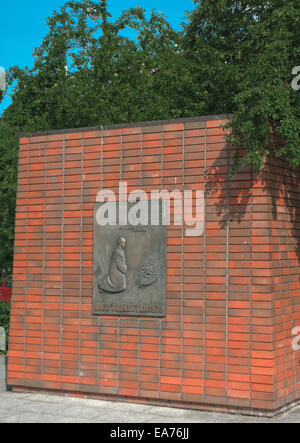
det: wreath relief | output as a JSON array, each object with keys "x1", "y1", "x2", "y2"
[{"x1": 136, "y1": 256, "x2": 160, "y2": 287}]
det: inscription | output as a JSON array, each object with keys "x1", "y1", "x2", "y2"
[{"x1": 94, "y1": 303, "x2": 163, "y2": 314}]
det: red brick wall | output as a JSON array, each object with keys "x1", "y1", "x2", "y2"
[
  {"x1": 7, "y1": 115, "x2": 300, "y2": 415},
  {"x1": 266, "y1": 153, "x2": 300, "y2": 410}
]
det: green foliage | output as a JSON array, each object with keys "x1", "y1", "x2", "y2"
[
  {"x1": 184, "y1": 0, "x2": 300, "y2": 172},
  {"x1": 0, "y1": 0, "x2": 187, "y2": 275},
  {"x1": 3, "y1": 0, "x2": 189, "y2": 130},
  {"x1": 0, "y1": 302, "x2": 10, "y2": 354},
  {"x1": 0, "y1": 123, "x2": 18, "y2": 274}
]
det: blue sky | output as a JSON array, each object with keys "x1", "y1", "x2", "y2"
[{"x1": 0, "y1": 0, "x2": 194, "y2": 115}]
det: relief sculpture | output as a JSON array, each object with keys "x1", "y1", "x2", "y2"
[
  {"x1": 93, "y1": 202, "x2": 166, "y2": 317},
  {"x1": 98, "y1": 237, "x2": 127, "y2": 294},
  {"x1": 136, "y1": 256, "x2": 160, "y2": 287}
]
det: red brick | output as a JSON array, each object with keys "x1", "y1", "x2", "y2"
[{"x1": 8, "y1": 117, "x2": 300, "y2": 416}]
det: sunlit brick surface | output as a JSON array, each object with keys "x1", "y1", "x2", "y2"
[{"x1": 7, "y1": 115, "x2": 300, "y2": 415}]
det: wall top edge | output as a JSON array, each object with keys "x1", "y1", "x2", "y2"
[{"x1": 19, "y1": 114, "x2": 234, "y2": 139}]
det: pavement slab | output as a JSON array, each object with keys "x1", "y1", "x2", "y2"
[
  {"x1": 0, "y1": 356, "x2": 6, "y2": 392},
  {"x1": 0, "y1": 391, "x2": 300, "y2": 423}
]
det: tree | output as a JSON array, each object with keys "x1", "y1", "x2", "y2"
[
  {"x1": 0, "y1": 0, "x2": 188, "y2": 273},
  {"x1": 0, "y1": 122, "x2": 18, "y2": 275},
  {"x1": 3, "y1": 0, "x2": 189, "y2": 131},
  {"x1": 183, "y1": 0, "x2": 300, "y2": 171}
]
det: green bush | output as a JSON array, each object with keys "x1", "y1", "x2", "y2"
[{"x1": 0, "y1": 302, "x2": 10, "y2": 354}]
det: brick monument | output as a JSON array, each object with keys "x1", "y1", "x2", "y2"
[{"x1": 7, "y1": 114, "x2": 300, "y2": 416}]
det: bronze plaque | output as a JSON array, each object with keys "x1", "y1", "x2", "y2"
[{"x1": 93, "y1": 202, "x2": 167, "y2": 317}]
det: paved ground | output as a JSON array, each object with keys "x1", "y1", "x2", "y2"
[
  {"x1": 0, "y1": 356, "x2": 5, "y2": 392},
  {"x1": 0, "y1": 390, "x2": 300, "y2": 423},
  {"x1": 1, "y1": 355, "x2": 300, "y2": 423}
]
